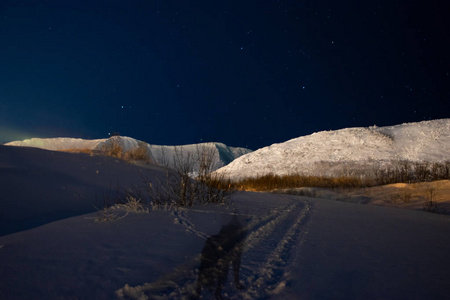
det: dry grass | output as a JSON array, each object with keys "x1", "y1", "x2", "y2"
[
  {"x1": 231, "y1": 174, "x2": 367, "y2": 191},
  {"x1": 124, "y1": 142, "x2": 152, "y2": 163},
  {"x1": 228, "y1": 171, "x2": 450, "y2": 214},
  {"x1": 100, "y1": 140, "x2": 124, "y2": 159},
  {"x1": 280, "y1": 180, "x2": 450, "y2": 215},
  {"x1": 99, "y1": 140, "x2": 153, "y2": 163},
  {"x1": 360, "y1": 180, "x2": 450, "y2": 213},
  {"x1": 229, "y1": 161, "x2": 450, "y2": 193},
  {"x1": 60, "y1": 148, "x2": 94, "y2": 155}
]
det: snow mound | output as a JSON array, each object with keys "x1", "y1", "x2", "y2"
[{"x1": 214, "y1": 119, "x2": 450, "y2": 180}]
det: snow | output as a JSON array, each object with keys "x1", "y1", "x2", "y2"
[
  {"x1": 276, "y1": 198, "x2": 450, "y2": 300},
  {"x1": 1, "y1": 145, "x2": 450, "y2": 299},
  {"x1": 214, "y1": 119, "x2": 450, "y2": 180},
  {"x1": 5, "y1": 137, "x2": 252, "y2": 174},
  {"x1": 5, "y1": 137, "x2": 105, "y2": 151},
  {"x1": 0, "y1": 144, "x2": 167, "y2": 236},
  {"x1": 147, "y1": 142, "x2": 252, "y2": 174}
]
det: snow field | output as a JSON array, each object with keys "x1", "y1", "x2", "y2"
[
  {"x1": 1, "y1": 186, "x2": 450, "y2": 299},
  {"x1": 116, "y1": 195, "x2": 313, "y2": 299}
]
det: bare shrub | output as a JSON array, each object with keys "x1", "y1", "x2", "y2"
[
  {"x1": 90, "y1": 184, "x2": 149, "y2": 223},
  {"x1": 94, "y1": 206, "x2": 128, "y2": 223},
  {"x1": 142, "y1": 145, "x2": 233, "y2": 208},
  {"x1": 93, "y1": 196, "x2": 149, "y2": 223},
  {"x1": 414, "y1": 161, "x2": 431, "y2": 182},
  {"x1": 100, "y1": 138, "x2": 124, "y2": 159},
  {"x1": 418, "y1": 183, "x2": 440, "y2": 213},
  {"x1": 124, "y1": 141, "x2": 152, "y2": 163}
]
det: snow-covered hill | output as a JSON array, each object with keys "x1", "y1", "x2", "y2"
[
  {"x1": 215, "y1": 119, "x2": 450, "y2": 180},
  {"x1": 5, "y1": 136, "x2": 252, "y2": 173},
  {"x1": 1, "y1": 144, "x2": 450, "y2": 299},
  {"x1": 2, "y1": 142, "x2": 450, "y2": 299}
]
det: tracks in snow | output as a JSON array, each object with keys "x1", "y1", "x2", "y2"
[
  {"x1": 241, "y1": 199, "x2": 312, "y2": 299},
  {"x1": 116, "y1": 195, "x2": 313, "y2": 299}
]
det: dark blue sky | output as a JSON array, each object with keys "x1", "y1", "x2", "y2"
[{"x1": 1, "y1": 1, "x2": 449, "y2": 149}]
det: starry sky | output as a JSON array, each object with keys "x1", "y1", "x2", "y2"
[{"x1": 0, "y1": 1, "x2": 449, "y2": 150}]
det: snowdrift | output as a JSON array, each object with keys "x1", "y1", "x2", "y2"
[{"x1": 214, "y1": 119, "x2": 450, "y2": 180}]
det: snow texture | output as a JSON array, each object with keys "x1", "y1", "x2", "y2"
[
  {"x1": 1, "y1": 145, "x2": 450, "y2": 299},
  {"x1": 214, "y1": 119, "x2": 450, "y2": 180}
]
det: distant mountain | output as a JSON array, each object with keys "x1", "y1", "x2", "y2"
[
  {"x1": 214, "y1": 119, "x2": 450, "y2": 180},
  {"x1": 5, "y1": 136, "x2": 252, "y2": 174}
]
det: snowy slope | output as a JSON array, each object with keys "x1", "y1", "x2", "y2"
[
  {"x1": 0, "y1": 144, "x2": 167, "y2": 236},
  {"x1": 1, "y1": 145, "x2": 450, "y2": 299},
  {"x1": 215, "y1": 119, "x2": 450, "y2": 180},
  {"x1": 5, "y1": 137, "x2": 252, "y2": 173}
]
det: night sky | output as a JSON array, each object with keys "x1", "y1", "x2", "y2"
[{"x1": 1, "y1": 1, "x2": 449, "y2": 150}]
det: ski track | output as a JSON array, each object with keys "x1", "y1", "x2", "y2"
[{"x1": 116, "y1": 196, "x2": 313, "y2": 300}]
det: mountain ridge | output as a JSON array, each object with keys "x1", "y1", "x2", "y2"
[{"x1": 5, "y1": 136, "x2": 252, "y2": 173}]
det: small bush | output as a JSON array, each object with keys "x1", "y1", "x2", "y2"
[
  {"x1": 92, "y1": 185, "x2": 149, "y2": 223},
  {"x1": 124, "y1": 141, "x2": 152, "y2": 163},
  {"x1": 95, "y1": 207, "x2": 128, "y2": 223},
  {"x1": 142, "y1": 145, "x2": 233, "y2": 208},
  {"x1": 100, "y1": 138, "x2": 124, "y2": 159},
  {"x1": 419, "y1": 183, "x2": 440, "y2": 213}
]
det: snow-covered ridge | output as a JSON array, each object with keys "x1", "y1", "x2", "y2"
[
  {"x1": 6, "y1": 137, "x2": 106, "y2": 151},
  {"x1": 5, "y1": 136, "x2": 252, "y2": 172},
  {"x1": 214, "y1": 119, "x2": 450, "y2": 180}
]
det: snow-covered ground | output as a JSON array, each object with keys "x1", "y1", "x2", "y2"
[
  {"x1": 5, "y1": 136, "x2": 252, "y2": 174},
  {"x1": 1, "y1": 145, "x2": 450, "y2": 299},
  {"x1": 0, "y1": 144, "x2": 167, "y2": 236},
  {"x1": 214, "y1": 119, "x2": 450, "y2": 180}
]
